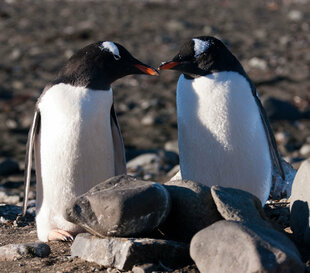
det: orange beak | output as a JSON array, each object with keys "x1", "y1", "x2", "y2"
[
  {"x1": 158, "y1": 61, "x2": 180, "y2": 70},
  {"x1": 134, "y1": 64, "x2": 159, "y2": 76}
]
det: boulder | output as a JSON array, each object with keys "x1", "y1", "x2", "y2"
[
  {"x1": 66, "y1": 175, "x2": 170, "y2": 237},
  {"x1": 71, "y1": 233, "x2": 191, "y2": 271},
  {"x1": 290, "y1": 159, "x2": 310, "y2": 245},
  {"x1": 211, "y1": 185, "x2": 269, "y2": 227},
  {"x1": 160, "y1": 180, "x2": 222, "y2": 242},
  {"x1": 190, "y1": 220, "x2": 304, "y2": 273}
]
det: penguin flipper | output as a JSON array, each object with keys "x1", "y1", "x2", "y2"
[
  {"x1": 252, "y1": 88, "x2": 285, "y2": 180},
  {"x1": 110, "y1": 104, "x2": 127, "y2": 175},
  {"x1": 22, "y1": 109, "x2": 41, "y2": 216}
]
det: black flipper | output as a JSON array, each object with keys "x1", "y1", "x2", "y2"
[
  {"x1": 22, "y1": 109, "x2": 41, "y2": 216},
  {"x1": 110, "y1": 104, "x2": 126, "y2": 175},
  {"x1": 250, "y1": 83, "x2": 285, "y2": 180}
]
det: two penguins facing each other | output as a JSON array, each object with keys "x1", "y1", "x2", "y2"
[{"x1": 23, "y1": 37, "x2": 285, "y2": 242}]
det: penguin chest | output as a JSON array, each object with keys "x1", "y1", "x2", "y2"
[
  {"x1": 37, "y1": 84, "x2": 115, "y2": 197},
  {"x1": 176, "y1": 72, "x2": 271, "y2": 202}
]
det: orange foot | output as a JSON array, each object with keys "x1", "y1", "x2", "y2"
[{"x1": 48, "y1": 229, "x2": 74, "y2": 241}]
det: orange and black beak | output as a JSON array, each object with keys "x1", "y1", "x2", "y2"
[
  {"x1": 158, "y1": 61, "x2": 181, "y2": 71},
  {"x1": 133, "y1": 63, "x2": 159, "y2": 76}
]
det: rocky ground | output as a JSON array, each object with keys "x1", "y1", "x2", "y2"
[{"x1": 0, "y1": 0, "x2": 310, "y2": 272}]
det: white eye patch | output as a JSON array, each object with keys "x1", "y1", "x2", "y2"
[
  {"x1": 192, "y1": 38, "x2": 210, "y2": 58},
  {"x1": 99, "y1": 41, "x2": 121, "y2": 60}
]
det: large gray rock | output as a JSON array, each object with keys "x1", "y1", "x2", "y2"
[
  {"x1": 211, "y1": 185, "x2": 269, "y2": 227},
  {"x1": 190, "y1": 220, "x2": 304, "y2": 273},
  {"x1": 290, "y1": 159, "x2": 310, "y2": 245},
  {"x1": 65, "y1": 175, "x2": 170, "y2": 237},
  {"x1": 0, "y1": 242, "x2": 50, "y2": 261},
  {"x1": 71, "y1": 233, "x2": 191, "y2": 271},
  {"x1": 159, "y1": 180, "x2": 222, "y2": 242}
]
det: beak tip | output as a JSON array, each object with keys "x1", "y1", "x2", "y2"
[
  {"x1": 158, "y1": 61, "x2": 179, "y2": 71},
  {"x1": 154, "y1": 70, "x2": 160, "y2": 76},
  {"x1": 134, "y1": 64, "x2": 159, "y2": 76}
]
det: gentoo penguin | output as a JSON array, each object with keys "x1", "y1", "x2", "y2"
[
  {"x1": 159, "y1": 36, "x2": 284, "y2": 204},
  {"x1": 23, "y1": 41, "x2": 158, "y2": 242}
]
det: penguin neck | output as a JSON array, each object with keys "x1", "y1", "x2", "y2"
[{"x1": 52, "y1": 76, "x2": 111, "y2": 91}]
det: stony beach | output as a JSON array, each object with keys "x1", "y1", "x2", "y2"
[{"x1": 0, "y1": 0, "x2": 310, "y2": 272}]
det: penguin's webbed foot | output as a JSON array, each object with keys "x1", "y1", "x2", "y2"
[{"x1": 48, "y1": 229, "x2": 74, "y2": 241}]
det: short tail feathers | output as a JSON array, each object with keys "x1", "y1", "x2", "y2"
[{"x1": 22, "y1": 110, "x2": 40, "y2": 216}]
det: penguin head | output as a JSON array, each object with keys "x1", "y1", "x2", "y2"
[
  {"x1": 159, "y1": 36, "x2": 241, "y2": 79},
  {"x1": 55, "y1": 41, "x2": 159, "y2": 90}
]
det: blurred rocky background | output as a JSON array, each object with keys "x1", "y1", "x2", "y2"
[{"x1": 0, "y1": 0, "x2": 310, "y2": 272}]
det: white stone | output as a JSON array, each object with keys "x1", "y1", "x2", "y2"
[
  {"x1": 288, "y1": 10, "x2": 303, "y2": 21},
  {"x1": 248, "y1": 57, "x2": 267, "y2": 70},
  {"x1": 300, "y1": 144, "x2": 310, "y2": 156},
  {"x1": 0, "y1": 192, "x2": 19, "y2": 205}
]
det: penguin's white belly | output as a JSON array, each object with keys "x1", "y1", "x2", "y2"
[
  {"x1": 177, "y1": 72, "x2": 271, "y2": 204},
  {"x1": 35, "y1": 84, "x2": 115, "y2": 241}
]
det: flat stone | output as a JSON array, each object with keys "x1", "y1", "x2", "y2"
[
  {"x1": 190, "y1": 220, "x2": 304, "y2": 273},
  {"x1": 160, "y1": 180, "x2": 222, "y2": 242},
  {"x1": 66, "y1": 175, "x2": 170, "y2": 237},
  {"x1": 71, "y1": 233, "x2": 190, "y2": 271},
  {"x1": 0, "y1": 242, "x2": 50, "y2": 261},
  {"x1": 290, "y1": 159, "x2": 310, "y2": 245},
  {"x1": 211, "y1": 186, "x2": 269, "y2": 226}
]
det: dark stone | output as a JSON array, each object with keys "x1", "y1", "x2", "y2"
[
  {"x1": 190, "y1": 220, "x2": 305, "y2": 273},
  {"x1": 0, "y1": 159, "x2": 20, "y2": 176},
  {"x1": 159, "y1": 180, "x2": 222, "y2": 242},
  {"x1": 0, "y1": 87, "x2": 12, "y2": 100},
  {"x1": 263, "y1": 97, "x2": 302, "y2": 121},
  {"x1": 17, "y1": 242, "x2": 50, "y2": 258},
  {"x1": 211, "y1": 185, "x2": 269, "y2": 227},
  {"x1": 290, "y1": 159, "x2": 310, "y2": 245},
  {"x1": 71, "y1": 233, "x2": 191, "y2": 271},
  {"x1": 65, "y1": 175, "x2": 170, "y2": 237},
  {"x1": 0, "y1": 204, "x2": 22, "y2": 220}
]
